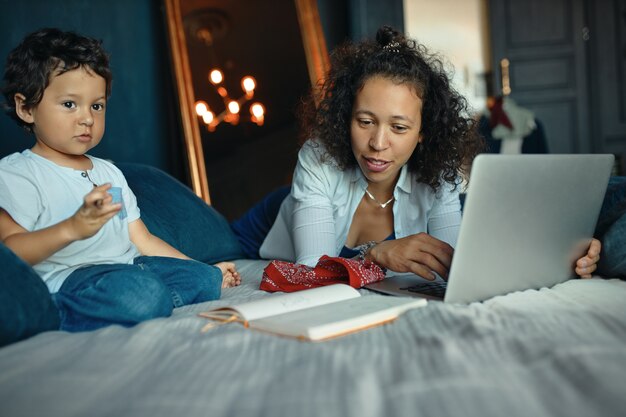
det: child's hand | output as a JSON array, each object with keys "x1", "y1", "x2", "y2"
[
  {"x1": 68, "y1": 183, "x2": 121, "y2": 240},
  {"x1": 215, "y1": 261, "x2": 241, "y2": 288}
]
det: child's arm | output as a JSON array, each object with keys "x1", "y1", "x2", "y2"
[
  {"x1": 0, "y1": 184, "x2": 121, "y2": 265},
  {"x1": 128, "y1": 218, "x2": 190, "y2": 259}
]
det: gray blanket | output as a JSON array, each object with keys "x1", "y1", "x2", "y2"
[{"x1": 1, "y1": 259, "x2": 625, "y2": 417}]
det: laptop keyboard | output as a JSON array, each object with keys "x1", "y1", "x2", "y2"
[{"x1": 400, "y1": 281, "x2": 448, "y2": 298}]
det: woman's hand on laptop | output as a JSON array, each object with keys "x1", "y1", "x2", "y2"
[
  {"x1": 575, "y1": 238, "x2": 601, "y2": 279},
  {"x1": 366, "y1": 233, "x2": 454, "y2": 281}
]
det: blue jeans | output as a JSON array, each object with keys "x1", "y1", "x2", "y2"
[{"x1": 52, "y1": 256, "x2": 222, "y2": 332}]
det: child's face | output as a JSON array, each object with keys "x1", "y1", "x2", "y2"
[{"x1": 16, "y1": 66, "x2": 106, "y2": 164}]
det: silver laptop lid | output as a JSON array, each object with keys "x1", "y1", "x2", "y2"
[{"x1": 444, "y1": 154, "x2": 614, "y2": 304}]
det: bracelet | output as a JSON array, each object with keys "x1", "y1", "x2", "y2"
[{"x1": 357, "y1": 240, "x2": 378, "y2": 262}]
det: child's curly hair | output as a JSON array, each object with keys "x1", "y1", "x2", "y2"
[
  {"x1": 2, "y1": 28, "x2": 112, "y2": 132},
  {"x1": 299, "y1": 26, "x2": 484, "y2": 191}
]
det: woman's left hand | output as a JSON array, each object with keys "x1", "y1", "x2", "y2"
[{"x1": 575, "y1": 238, "x2": 601, "y2": 279}]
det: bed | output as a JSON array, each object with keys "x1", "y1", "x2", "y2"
[
  {"x1": 2, "y1": 164, "x2": 625, "y2": 417},
  {"x1": 1, "y1": 257, "x2": 625, "y2": 417}
]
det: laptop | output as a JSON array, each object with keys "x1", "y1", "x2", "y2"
[{"x1": 365, "y1": 154, "x2": 614, "y2": 304}]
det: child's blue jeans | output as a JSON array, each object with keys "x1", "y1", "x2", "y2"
[{"x1": 52, "y1": 256, "x2": 222, "y2": 332}]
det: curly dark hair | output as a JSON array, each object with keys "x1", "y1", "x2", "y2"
[
  {"x1": 299, "y1": 26, "x2": 484, "y2": 191},
  {"x1": 1, "y1": 28, "x2": 112, "y2": 132}
]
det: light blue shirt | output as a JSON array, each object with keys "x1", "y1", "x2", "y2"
[
  {"x1": 260, "y1": 141, "x2": 462, "y2": 266},
  {"x1": 0, "y1": 150, "x2": 141, "y2": 292}
]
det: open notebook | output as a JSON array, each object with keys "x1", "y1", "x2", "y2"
[{"x1": 199, "y1": 284, "x2": 426, "y2": 341}]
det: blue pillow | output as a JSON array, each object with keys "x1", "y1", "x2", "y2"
[
  {"x1": 230, "y1": 185, "x2": 290, "y2": 259},
  {"x1": 117, "y1": 163, "x2": 244, "y2": 263},
  {"x1": 0, "y1": 243, "x2": 60, "y2": 347}
]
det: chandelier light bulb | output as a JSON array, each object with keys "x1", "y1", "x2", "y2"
[
  {"x1": 209, "y1": 69, "x2": 224, "y2": 85},
  {"x1": 242, "y1": 76, "x2": 256, "y2": 92},
  {"x1": 250, "y1": 102, "x2": 265, "y2": 126},
  {"x1": 201, "y1": 111, "x2": 214, "y2": 125},
  {"x1": 228, "y1": 100, "x2": 240, "y2": 114},
  {"x1": 195, "y1": 101, "x2": 208, "y2": 116},
  {"x1": 250, "y1": 102, "x2": 265, "y2": 118}
]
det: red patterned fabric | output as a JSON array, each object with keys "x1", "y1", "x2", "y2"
[{"x1": 260, "y1": 255, "x2": 386, "y2": 292}]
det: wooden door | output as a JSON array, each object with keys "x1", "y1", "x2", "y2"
[
  {"x1": 588, "y1": 0, "x2": 626, "y2": 156},
  {"x1": 488, "y1": 0, "x2": 591, "y2": 153}
]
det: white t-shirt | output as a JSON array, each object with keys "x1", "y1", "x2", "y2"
[
  {"x1": 0, "y1": 150, "x2": 141, "y2": 292},
  {"x1": 259, "y1": 141, "x2": 462, "y2": 266}
]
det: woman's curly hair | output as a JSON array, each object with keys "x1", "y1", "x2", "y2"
[
  {"x1": 299, "y1": 26, "x2": 484, "y2": 192},
  {"x1": 2, "y1": 28, "x2": 112, "y2": 133}
]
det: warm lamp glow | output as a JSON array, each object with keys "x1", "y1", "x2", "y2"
[
  {"x1": 195, "y1": 101, "x2": 208, "y2": 116},
  {"x1": 250, "y1": 102, "x2": 265, "y2": 126},
  {"x1": 228, "y1": 100, "x2": 240, "y2": 114},
  {"x1": 224, "y1": 112, "x2": 240, "y2": 125},
  {"x1": 250, "y1": 102, "x2": 264, "y2": 118},
  {"x1": 209, "y1": 69, "x2": 224, "y2": 84},
  {"x1": 242, "y1": 76, "x2": 256, "y2": 93},
  {"x1": 193, "y1": 21, "x2": 266, "y2": 133},
  {"x1": 201, "y1": 111, "x2": 214, "y2": 125},
  {"x1": 197, "y1": 68, "x2": 265, "y2": 131}
]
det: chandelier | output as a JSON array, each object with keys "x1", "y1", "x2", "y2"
[
  {"x1": 195, "y1": 68, "x2": 265, "y2": 132},
  {"x1": 187, "y1": 10, "x2": 266, "y2": 133}
]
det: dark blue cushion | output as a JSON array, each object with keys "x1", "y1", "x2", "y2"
[
  {"x1": 230, "y1": 186, "x2": 290, "y2": 259},
  {"x1": 0, "y1": 243, "x2": 60, "y2": 347},
  {"x1": 117, "y1": 163, "x2": 244, "y2": 263}
]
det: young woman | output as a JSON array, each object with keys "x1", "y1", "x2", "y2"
[{"x1": 233, "y1": 26, "x2": 601, "y2": 280}]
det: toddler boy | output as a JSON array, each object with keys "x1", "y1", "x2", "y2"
[{"x1": 0, "y1": 28, "x2": 240, "y2": 331}]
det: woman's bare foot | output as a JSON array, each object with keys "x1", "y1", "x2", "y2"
[{"x1": 215, "y1": 262, "x2": 241, "y2": 288}]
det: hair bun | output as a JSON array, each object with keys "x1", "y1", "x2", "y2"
[{"x1": 375, "y1": 25, "x2": 401, "y2": 48}]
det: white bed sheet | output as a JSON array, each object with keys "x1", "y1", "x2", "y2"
[{"x1": 1, "y1": 259, "x2": 625, "y2": 417}]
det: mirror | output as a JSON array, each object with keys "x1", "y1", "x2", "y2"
[{"x1": 164, "y1": 0, "x2": 329, "y2": 220}]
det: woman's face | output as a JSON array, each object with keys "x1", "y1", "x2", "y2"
[{"x1": 350, "y1": 76, "x2": 423, "y2": 190}]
